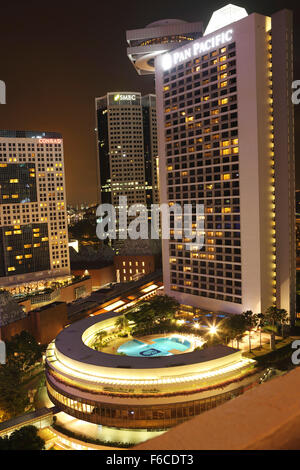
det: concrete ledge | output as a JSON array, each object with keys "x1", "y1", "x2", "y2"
[{"x1": 134, "y1": 367, "x2": 300, "y2": 450}]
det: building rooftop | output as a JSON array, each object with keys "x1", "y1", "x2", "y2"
[
  {"x1": 0, "y1": 130, "x2": 62, "y2": 139},
  {"x1": 0, "y1": 290, "x2": 27, "y2": 327},
  {"x1": 55, "y1": 312, "x2": 238, "y2": 370}
]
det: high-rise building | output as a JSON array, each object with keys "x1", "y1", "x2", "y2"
[
  {"x1": 126, "y1": 19, "x2": 203, "y2": 75},
  {"x1": 155, "y1": 5, "x2": 295, "y2": 322},
  {"x1": 0, "y1": 130, "x2": 70, "y2": 286},
  {"x1": 95, "y1": 92, "x2": 158, "y2": 249}
]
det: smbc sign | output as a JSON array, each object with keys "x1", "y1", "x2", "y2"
[{"x1": 113, "y1": 94, "x2": 136, "y2": 102}]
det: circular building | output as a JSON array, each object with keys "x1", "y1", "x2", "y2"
[
  {"x1": 126, "y1": 19, "x2": 204, "y2": 75},
  {"x1": 46, "y1": 312, "x2": 257, "y2": 443}
]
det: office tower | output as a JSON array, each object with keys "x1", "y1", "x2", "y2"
[
  {"x1": 142, "y1": 94, "x2": 159, "y2": 206},
  {"x1": 155, "y1": 5, "x2": 295, "y2": 322},
  {"x1": 0, "y1": 131, "x2": 70, "y2": 286},
  {"x1": 95, "y1": 92, "x2": 158, "y2": 249},
  {"x1": 126, "y1": 19, "x2": 203, "y2": 75}
]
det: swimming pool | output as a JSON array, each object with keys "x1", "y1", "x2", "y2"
[{"x1": 117, "y1": 336, "x2": 191, "y2": 357}]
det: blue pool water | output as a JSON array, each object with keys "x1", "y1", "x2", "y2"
[{"x1": 117, "y1": 336, "x2": 191, "y2": 357}]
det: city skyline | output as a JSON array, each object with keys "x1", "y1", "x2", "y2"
[
  {"x1": 0, "y1": 0, "x2": 299, "y2": 205},
  {"x1": 0, "y1": 1, "x2": 299, "y2": 452}
]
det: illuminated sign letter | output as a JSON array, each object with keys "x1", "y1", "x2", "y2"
[
  {"x1": 193, "y1": 42, "x2": 200, "y2": 56},
  {"x1": 225, "y1": 29, "x2": 233, "y2": 42},
  {"x1": 173, "y1": 52, "x2": 180, "y2": 65},
  {"x1": 162, "y1": 54, "x2": 172, "y2": 71},
  {"x1": 204, "y1": 39, "x2": 212, "y2": 50},
  {"x1": 215, "y1": 34, "x2": 222, "y2": 47}
]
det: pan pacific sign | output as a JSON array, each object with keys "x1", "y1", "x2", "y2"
[{"x1": 161, "y1": 28, "x2": 233, "y2": 71}]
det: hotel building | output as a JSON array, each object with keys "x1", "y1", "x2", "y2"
[
  {"x1": 0, "y1": 130, "x2": 70, "y2": 287},
  {"x1": 95, "y1": 92, "x2": 158, "y2": 249},
  {"x1": 155, "y1": 5, "x2": 295, "y2": 322},
  {"x1": 45, "y1": 312, "x2": 255, "y2": 444}
]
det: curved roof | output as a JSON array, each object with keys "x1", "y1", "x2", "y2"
[
  {"x1": 146, "y1": 19, "x2": 187, "y2": 28},
  {"x1": 54, "y1": 312, "x2": 238, "y2": 370}
]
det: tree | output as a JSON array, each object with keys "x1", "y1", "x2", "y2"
[
  {"x1": 222, "y1": 314, "x2": 247, "y2": 349},
  {"x1": 6, "y1": 331, "x2": 42, "y2": 372},
  {"x1": 243, "y1": 310, "x2": 255, "y2": 352},
  {"x1": 127, "y1": 295, "x2": 179, "y2": 332},
  {"x1": 254, "y1": 313, "x2": 265, "y2": 348},
  {"x1": 265, "y1": 306, "x2": 288, "y2": 350},
  {"x1": 94, "y1": 330, "x2": 107, "y2": 350},
  {"x1": 115, "y1": 314, "x2": 129, "y2": 333},
  {"x1": 0, "y1": 425, "x2": 45, "y2": 450},
  {"x1": 0, "y1": 364, "x2": 29, "y2": 420}
]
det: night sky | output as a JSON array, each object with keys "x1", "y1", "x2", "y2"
[{"x1": 0, "y1": 0, "x2": 299, "y2": 205}]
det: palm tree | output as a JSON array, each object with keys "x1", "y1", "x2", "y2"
[
  {"x1": 127, "y1": 295, "x2": 179, "y2": 333},
  {"x1": 94, "y1": 330, "x2": 107, "y2": 350},
  {"x1": 115, "y1": 314, "x2": 129, "y2": 334},
  {"x1": 243, "y1": 310, "x2": 255, "y2": 352},
  {"x1": 278, "y1": 309, "x2": 288, "y2": 338},
  {"x1": 265, "y1": 306, "x2": 288, "y2": 350},
  {"x1": 223, "y1": 314, "x2": 247, "y2": 350},
  {"x1": 254, "y1": 313, "x2": 265, "y2": 349}
]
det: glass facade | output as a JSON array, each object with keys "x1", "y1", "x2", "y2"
[
  {"x1": 0, "y1": 163, "x2": 37, "y2": 203},
  {"x1": 47, "y1": 378, "x2": 246, "y2": 430},
  {"x1": 0, "y1": 223, "x2": 50, "y2": 277}
]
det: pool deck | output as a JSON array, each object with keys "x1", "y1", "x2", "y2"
[{"x1": 54, "y1": 313, "x2": 239, "y2": 369}]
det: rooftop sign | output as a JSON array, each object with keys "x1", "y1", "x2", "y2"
[
  {"x1": 161, "y1": 28, "x2": 233, "y2": 71},
  {"x1": 39, "y1": 139, "x2": 62, "y2": 144},
  {"x1": 114, "y1": 94, "x2": 136, "y2": 101}
]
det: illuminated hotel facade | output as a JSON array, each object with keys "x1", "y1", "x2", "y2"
[
  {"x1": 0, "y1": 130, "x2": 70, "y2": 286},
  {"x1": 95, "y1": 92, "x2": 159, "y2": 249},
  {"x1": 155, "y1": 7, "x2": 295, "y2": 322}
]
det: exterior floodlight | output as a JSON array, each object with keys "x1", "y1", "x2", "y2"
[
  {"x1": 204, "y1": 4, "x2": 248, "y2": 36},
  {"x1": 209, "y1": 325, "x2": 218, "y2": 335}
]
